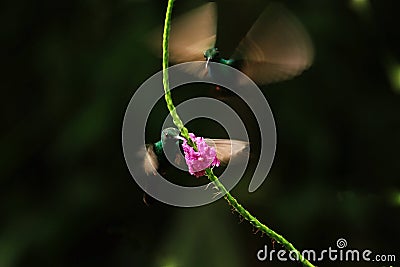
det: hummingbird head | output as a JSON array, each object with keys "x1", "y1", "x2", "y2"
[
  {"x1": 160, "y1": 128, "x2": 183, "y2": 161},
  {"x1": 204, "y1": 47, "x2": 219, "y2": 67},
  {"x1": 161, "y1": 127, "x2": 181, "y2": 146},
  {"x1": 204, "y1": 47, "x2": 219, "y2": 60}
]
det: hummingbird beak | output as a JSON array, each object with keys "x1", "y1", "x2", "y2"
[
  {"x1": 175, "y1": 135, "x2": 185, "y2": 141},
  {"x1": 205, "y1": 57, "x2": 211, "y2": 69}
]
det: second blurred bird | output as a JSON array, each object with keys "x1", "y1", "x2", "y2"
[{"x1": 149, "y1": 2, "x2": 314, "y2": 85}]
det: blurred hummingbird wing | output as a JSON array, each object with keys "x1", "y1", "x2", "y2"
[
  {"x1": 232, "y1": 3, "x2": 314, "y2": 84},
  {"x1": 141, "y1": 144, "x2": 159, "y2": 175},
  {"x1": 206, "y1": 139, "x2": 249, "y2": 165},
  {"x1": 137, "y1": 145, "x2": 160, "y2": 205},
  {"x1": 148, "y1": 3, "x2": 217, "y2": 63}
]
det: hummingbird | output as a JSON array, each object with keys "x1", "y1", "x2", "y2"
[
  {"x1": 149, "y1": 2, "x2": 314, "y2": 85},
  {"x1": 143, "y1": 127, "x2": 249, "y2": 175},
  {"x1": 141, "y1": 128, "x2": 249, "y2": 204}
]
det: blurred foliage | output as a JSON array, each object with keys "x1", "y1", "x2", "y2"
[{"x1": 1, "y1": 0, "x2": 399, "y2": 266}]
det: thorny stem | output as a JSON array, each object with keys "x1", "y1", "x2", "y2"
[
  {"x1": 205, "y1": 169, "x2": 315, "y2": 267},
  {"x1": 161, "y1": 1, "x2": 315, "y2": 266}
]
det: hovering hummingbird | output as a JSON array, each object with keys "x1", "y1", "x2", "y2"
[
  {"x1": 143, "y1": 127, "x2": 248, "y2": 175},
  {"x1": 150, "y1": 2, "x2": 314, "y2": 85},
  {"x1": 141, "y1": 128, "x2": 249, "y2": 204}
]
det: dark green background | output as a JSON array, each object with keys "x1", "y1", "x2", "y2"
[{"x1": 2, "y1": 0, "x2": 399, "y2": 266}]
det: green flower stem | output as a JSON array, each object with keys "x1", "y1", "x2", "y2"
[
  {"x1": 205, "y1": 169, "x2": 314, "y2": 267},
  {"x1": 161, "y1": 1, "x2": 314, "y2": 267},
  {"x1": 162, "y1": 0, "x2": 197, "y2": 149}
]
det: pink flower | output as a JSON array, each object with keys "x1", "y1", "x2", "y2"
[{"x1": 182, "y1": 133, "x2": 220, "y2": 177}]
